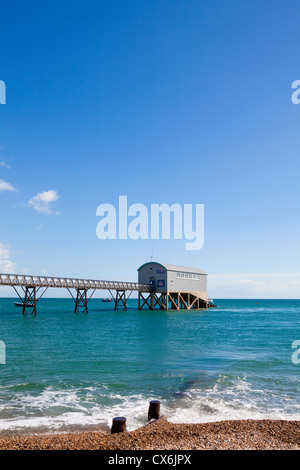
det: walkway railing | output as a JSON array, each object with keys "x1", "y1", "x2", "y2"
[{"x1": 0, "y1": 273, "x2": 148, "y2": 291}]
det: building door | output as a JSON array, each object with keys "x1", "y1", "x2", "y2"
[{"x1": 149, "y1": 276, "x2": 156, "y2": 291}]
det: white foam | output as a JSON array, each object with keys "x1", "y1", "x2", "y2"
[
  {"x1": 2, "y1": 377, "x2": 300, "y2": 434},
  {"x1": 168, "y1": 376, "x2": 300, "y2": 424},
  {"x1": 0, "y1": 387, "x2": 154, "y2": 433}
]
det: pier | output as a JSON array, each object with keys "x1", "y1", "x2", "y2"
[
  {"x1": 0, "y1": 262, "x2": 213, "y2": 315},
  {"x1": 0, "y1": 273, "x2": 147, "y2": 314}
]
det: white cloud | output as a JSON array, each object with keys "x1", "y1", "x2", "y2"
[
  {"x1": 28, "y1": 190, "x2": 60, "y2": 214},
  {"x1": 0, "y1": 161, "x2": 10, "y2": 169},
  {"x1": 0, "y1": 243, "x2": 17, "y2": 273},
  {"x1": 0, "y1": 179, "x2": 16, "y2": 192}
]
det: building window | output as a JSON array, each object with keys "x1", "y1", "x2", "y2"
[{"x1": 176, "y1": 272, "x2": 202, "y2": 280}]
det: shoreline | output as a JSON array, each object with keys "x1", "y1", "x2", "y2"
[{"x1": 0, "y1": 418, "x2": 300, "y2": 450}]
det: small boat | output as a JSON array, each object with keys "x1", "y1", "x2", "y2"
[
  {"x1": 14, "y1": 302, "x2": 34, "y2": 308},
  {"x1": 102, "y1": 298, "x2": 112, "y2": 302}
]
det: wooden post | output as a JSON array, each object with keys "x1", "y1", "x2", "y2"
[
  {"x1": 150, "y1": 292, "x2": 154, "y2": 310},
  {"x1": 111, "y1": 417, "x2": 127, "y2": 434},
  {"x1": 148, "y1": 400, "x2": 160, "y2": 421}
]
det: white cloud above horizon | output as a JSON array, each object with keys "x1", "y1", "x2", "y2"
[
  {"x1": 0, "y1": 161, "x2": 10, "y2": 169},
  {"x1": 28, "y1": 190, "x2": 60, "y2": 214},
  {"x1": 0, "y1": 243, "x2": 17, "y2": 273},
  {"x1": 0, "y1": 179, "x2": 16, "y2": 192}
]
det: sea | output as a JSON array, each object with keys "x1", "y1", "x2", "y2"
[{"x1": 0, "y1": 298, "x2": 300, "y2": 435}]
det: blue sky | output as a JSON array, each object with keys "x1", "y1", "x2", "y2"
[{"x1": 0, "y1": 0, "x2": 300, "y2": 298}]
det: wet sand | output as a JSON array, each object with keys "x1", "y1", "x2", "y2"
[{"x1": 0, "y1": 418, "x2": 300, "y2": 450}]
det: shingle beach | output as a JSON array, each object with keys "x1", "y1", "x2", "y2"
[{"x1": 0, "y1": 419, "x2": 300, "y2": 450}]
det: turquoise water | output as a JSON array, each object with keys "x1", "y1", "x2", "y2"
[{"x1": 0, "y1": 298, "x2": 300, "y2": 434}]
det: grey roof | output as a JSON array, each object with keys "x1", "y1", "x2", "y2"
[{"x1": 138, "y1": 262, "x2": 207, "y2": 275}]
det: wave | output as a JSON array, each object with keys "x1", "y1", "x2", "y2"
[
  {"x1": 0, "y1": 386, "x2": 153, "y2": 434},
  {"x1": 1, "y1": 374, "x2": 300, "y2": 435},
  {"x1": 168, "y1": 374, "x2": 300, "y2": 424}
]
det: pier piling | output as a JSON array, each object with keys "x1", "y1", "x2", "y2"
[
  {"x1": 111, "y1": 417, "x2": 127, "y2": 434},
  {"x1": 148, "y1": 400, "x2": 161, "y2": 421}
]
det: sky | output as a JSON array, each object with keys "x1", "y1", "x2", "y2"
[{"x1": 0, "y1": 0, "x2": 300, "y2": 298}]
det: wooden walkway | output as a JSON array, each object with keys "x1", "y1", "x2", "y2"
[{"x1": 0, "y1": 273, "x2": 148, "y2": 315}]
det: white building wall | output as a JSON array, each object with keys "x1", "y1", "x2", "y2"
[{"x1": 167, "y1": 269, "x2": 207, "y2": 299}]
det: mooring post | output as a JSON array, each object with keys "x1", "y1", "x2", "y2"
[
  {"x1": 111, "y1": 417, "x2": 127, "y2": 434},
  {"x1": 148, "y1": 400, "x2": 161, "y2": 421}
]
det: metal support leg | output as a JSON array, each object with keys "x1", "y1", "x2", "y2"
[
  {"x1": 75, "y1": 288, "x2": 88, "y2": 314},
  {"x1": 67, "y1": 288, "x2": 95, "y2": 314},
  {"x1": 114, "y1": 290, "x2": 127, "y2": 311},
  {"x1": 138, "y1": 292, "x2": 167, "y2": 310},
  {"x1": 23, "y1": 287, "x2": 37, "y2": 315},
  {"x1": 13, "y1": 285, "x2": 47, "y2": 315}
]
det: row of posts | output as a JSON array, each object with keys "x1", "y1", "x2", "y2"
[{"x1": 111, "y1": 400, "x2": 160, "y2": 434}]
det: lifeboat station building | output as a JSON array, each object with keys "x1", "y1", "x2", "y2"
[{"x1": 137, "y1": 262, "x2": 210, "y2": 310}]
